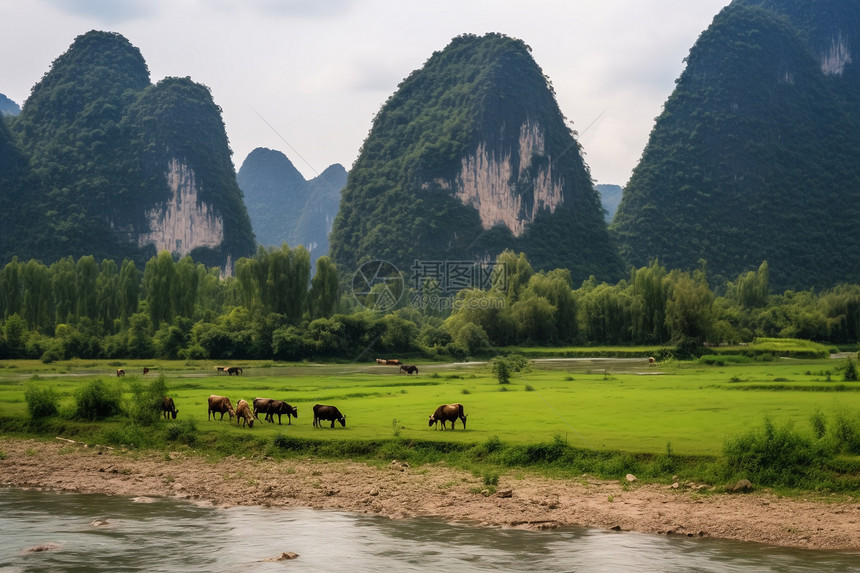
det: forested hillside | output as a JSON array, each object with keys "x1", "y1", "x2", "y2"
[
  {"x1": 1, "y1": 31, "x2": 255, "y2": 269},
  {"x1": 330, "y1": 33, "x2": 623, "y2": 284},
  {"x1": 613, "y1": 0, "x2": 860, "y2": 291},
  {"x1": 237, "y1": 148, "x2": 346, "y2": 261}
]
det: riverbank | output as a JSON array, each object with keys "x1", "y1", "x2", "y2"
[{"x1": 1, "y1": 438, "x2": 858, "y2": 552}]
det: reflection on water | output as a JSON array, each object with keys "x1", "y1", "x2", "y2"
[{"x1": 1, "y1": 489, "x2": 857, "y2": 572}]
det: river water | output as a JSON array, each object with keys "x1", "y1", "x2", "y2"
[{"x1": 1, "y1": 489, "x2": 857, "y2": 572}]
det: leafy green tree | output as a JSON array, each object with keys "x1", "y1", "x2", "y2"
[
  {"x1": 75, "y1": 255, "x2": 99, "y2": 322},
  {"x1": 308, "y1": 256, "x2": 340, "y2": 319},
  {"x1": 144, "y1": 251, "x2": 178, "y2": 328},
  {"x1": 50, "y1": 256, "x2": 77, "y2": 325},
  {"x1": 664, "y1": 268, "x2": 714, "y2": 348}
]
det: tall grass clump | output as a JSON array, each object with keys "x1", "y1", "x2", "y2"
[
  {"x1": 74, "y1": 379, "x2": 122, "y2": 421},
  {"x1": 723, "y1": 418, "x2": 832, "y2": 488},
  {"x1": 126, "y1": 374, "x2": 169, "y2": 426},
  {"x1": 25, "y1": 385, "x2": 60, "y2": 419}
]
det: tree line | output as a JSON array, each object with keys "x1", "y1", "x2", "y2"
[{"x1": 1, "y1": 248, "x2": 858, "y2": 362}]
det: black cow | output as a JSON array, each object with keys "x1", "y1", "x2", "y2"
[
  {"x1": 226, "y1": 366, "x2": 243, "y2": 376},
  {"x1": 399, "y1": 364, "x2": 418, "y2": 375},
  {"x1": 313, "y1": 404, "x2": 346, "y2": 428},
  {"x1": 267, "y1": 400, "x2": 298, "y2": 425},
  {"x1": 161, "y1": 396, "x2": 178, "y2": 419},
  {"x1": 429, "y1": 403, "x2": 467, "y2": 430}
]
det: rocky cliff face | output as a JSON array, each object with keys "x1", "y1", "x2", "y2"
[
  {"x1": 455, "y1": 120, "x2": 563, "y2": 237},
  {"x1": 138, "y1": 158, "x2": 224, "y2": 255}
]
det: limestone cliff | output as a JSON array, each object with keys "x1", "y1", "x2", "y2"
[
  {"x1": 138, "y1": 158, "x2": 224, "y2": 255},
  {"x1": 455, "y1": 120, "x2": 563, "y2": 237}
]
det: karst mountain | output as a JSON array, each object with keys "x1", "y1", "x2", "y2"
[
  {"x1": 613, "y1": 0, "x2": 860, "y2": 290},
  {"x1": 1, "y1": 30, "x2": 255, "y2": 268},
  {"x1": 329, "y1": 33, "x2": 624, "y2": 283}
]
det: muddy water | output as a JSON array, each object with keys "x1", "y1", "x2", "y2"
[{"x1": 2, "y1": 489, "x2": 857, "y2": 572}]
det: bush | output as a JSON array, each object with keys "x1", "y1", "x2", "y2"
[
  {"x1": 25, "y1": 385, "x2": 60, "y2": 419},
  {"x1": 832, "y1": 411, "x2": 860, "y2": 454},
  {"x1": 489, "y1": 354, "x2": 532, "y2": 384},
  {"x1": 165, "y1": 419, "x2": 197, "y2": 446},
  {"x1": 74, "y1": 379, "x2": 122, "y2": 421},
  {"x1": 126, "y1": 374, "x2": 169, "y2": 426},
  {"x1": 723, "y1": 418, "x2": 832, "y2": 487}
]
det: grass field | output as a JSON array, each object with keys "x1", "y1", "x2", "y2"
[{"x1": 1, "y1": 355, "x2": 858, "y2": 457}]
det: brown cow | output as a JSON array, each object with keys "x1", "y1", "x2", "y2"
[
  {"x1": 375, "y1": 358, "x2": 386, "y2": 365},
  {"x1": 236, "y1": 399, "x2": 255, "y2": 428},
  {"x1": 116, "y1": 369, "x2": 125, "y2": 377},
  {"x1": 253, "y1": 397, "x2": 273, "y2": 420},
  {"x1": 143, "y1": 367, "x2": 150, "y2": 375},
  {"x1": 161, "y1": 396, "x2": 178, "y2": 419},
  {"x1": 429, "y1": 403, "x2": 467, "y2": 430},
  {"x1": 208, "y1": 395, "x2": 236, "y2": 421},
  {"x1": 386, "y1": 359, "x2": 401, "y2": 366},
  {"x1": 399, "y1": 364, "x2": 418, "y2": 375},
  {"x1": 313, "y1": 404, "x2": 345, "y2": 428}
]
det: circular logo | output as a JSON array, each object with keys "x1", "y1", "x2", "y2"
[{"x1": 351, "y1": 260, "x2": 404, "y2": 311}]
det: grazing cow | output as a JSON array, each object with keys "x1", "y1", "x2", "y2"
[
  {"x1": 253, "y1": 397, "x2": 273, "y2": 421},
  {"x1": 648, "y1": 357, "x2": 656, "y2": 365},
  {"x1": 399, "y1": 364, "x2": 419, "y2": 375},
  {"x1": 267, "y1": 400, "x2": 298, "y2": 425},
  {"x1": 208, "y1": 395, "x2": 236, "y2": 421},
  {"x1": 116, "y1": 369, "x2": 125, "y2": 377},
  {"x1": 235, "y1": 399, "x2": 255, "y2": 428},
  {"x1": 226, "y1": 366, "x2": 243, "y2": 376},
  {"x1": 429, "y1": 403, "x2": 467, "y2": 430},
  {"x1": 215, "y1": 366, "x2": 227, "y2": 374},
  {"x1": 313, "y1": 404, "x2": 346, "y2": 428},
  {"x1": 375, "y1": 358, "x2": 386, "y2": 365},
  {"x1": 386, "y1": 359, "x2": 401, "y2": 366},
  {"x1": 143, "y1": 367, "x2": 150, "y2": 375},
  {"x1": 161, "y1": 396, "x2": 178, "y2": 419}
]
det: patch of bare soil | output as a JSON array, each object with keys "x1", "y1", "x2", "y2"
[{"x1": 1, "y1": 438, "x2": 858, "y2": 551}]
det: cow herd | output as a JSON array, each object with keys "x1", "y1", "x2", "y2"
[{"x1": 153, "y1": 361, "x2": 468, "y2": 431}]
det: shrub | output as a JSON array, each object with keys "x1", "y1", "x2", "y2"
[
  {"x1": 723, "y1": 418, "x2": 832, "y2": 487},
  {"x1": 831, "y1": 412, "x2": 860, "y2": 454},
  {"x1": 74, "y1": 379, "x2": 122, "y2": 421},
  {"x1": 126, "y1": 374, "x2": 169, "y2": 426},
  {"x1": 489, "y1": 354, "x2": 532, "y2": 384},
  {"x1": 810, "y1": 411, "x2": 827, "y2": 439},
  {"x1": 25, "y1": 385, "x2": 60, "y2": 419},
  {"x1": 165, "y1": 419, "x2": 197, "y2": 446}
]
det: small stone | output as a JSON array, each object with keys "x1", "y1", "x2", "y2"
[{"x1": 626, "y1": 474, "x2": 637, "y2": 482}]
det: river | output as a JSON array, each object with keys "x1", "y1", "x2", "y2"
[{"x1": 1, "y1": 489, "x2": 857, "y2": 572}]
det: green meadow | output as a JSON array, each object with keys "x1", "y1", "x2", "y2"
[{"x1": 0, "y1": 355, "x2": 855, "y2": 454}]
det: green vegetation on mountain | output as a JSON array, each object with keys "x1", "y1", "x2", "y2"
[
  {"x1": 613, "y1": 0, "x2": 860, "y2": 291},
  {"x1": 1, "y1": 30, "x2": 255, "y2": 268},
  {"x1": 237, "y1": 148, "x2": 346, "y2": 261},
  {"x1": 330, "y1": 33, "x2": 623, "y2": 283}
]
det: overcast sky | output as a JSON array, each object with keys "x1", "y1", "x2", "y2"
[{"x1": 0, "y1": 0, "x2": 731, "y2": 186}]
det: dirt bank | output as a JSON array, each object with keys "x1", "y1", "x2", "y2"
[{"x1": 1, "y1": 438, "x2": 858, "y2": 551}]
